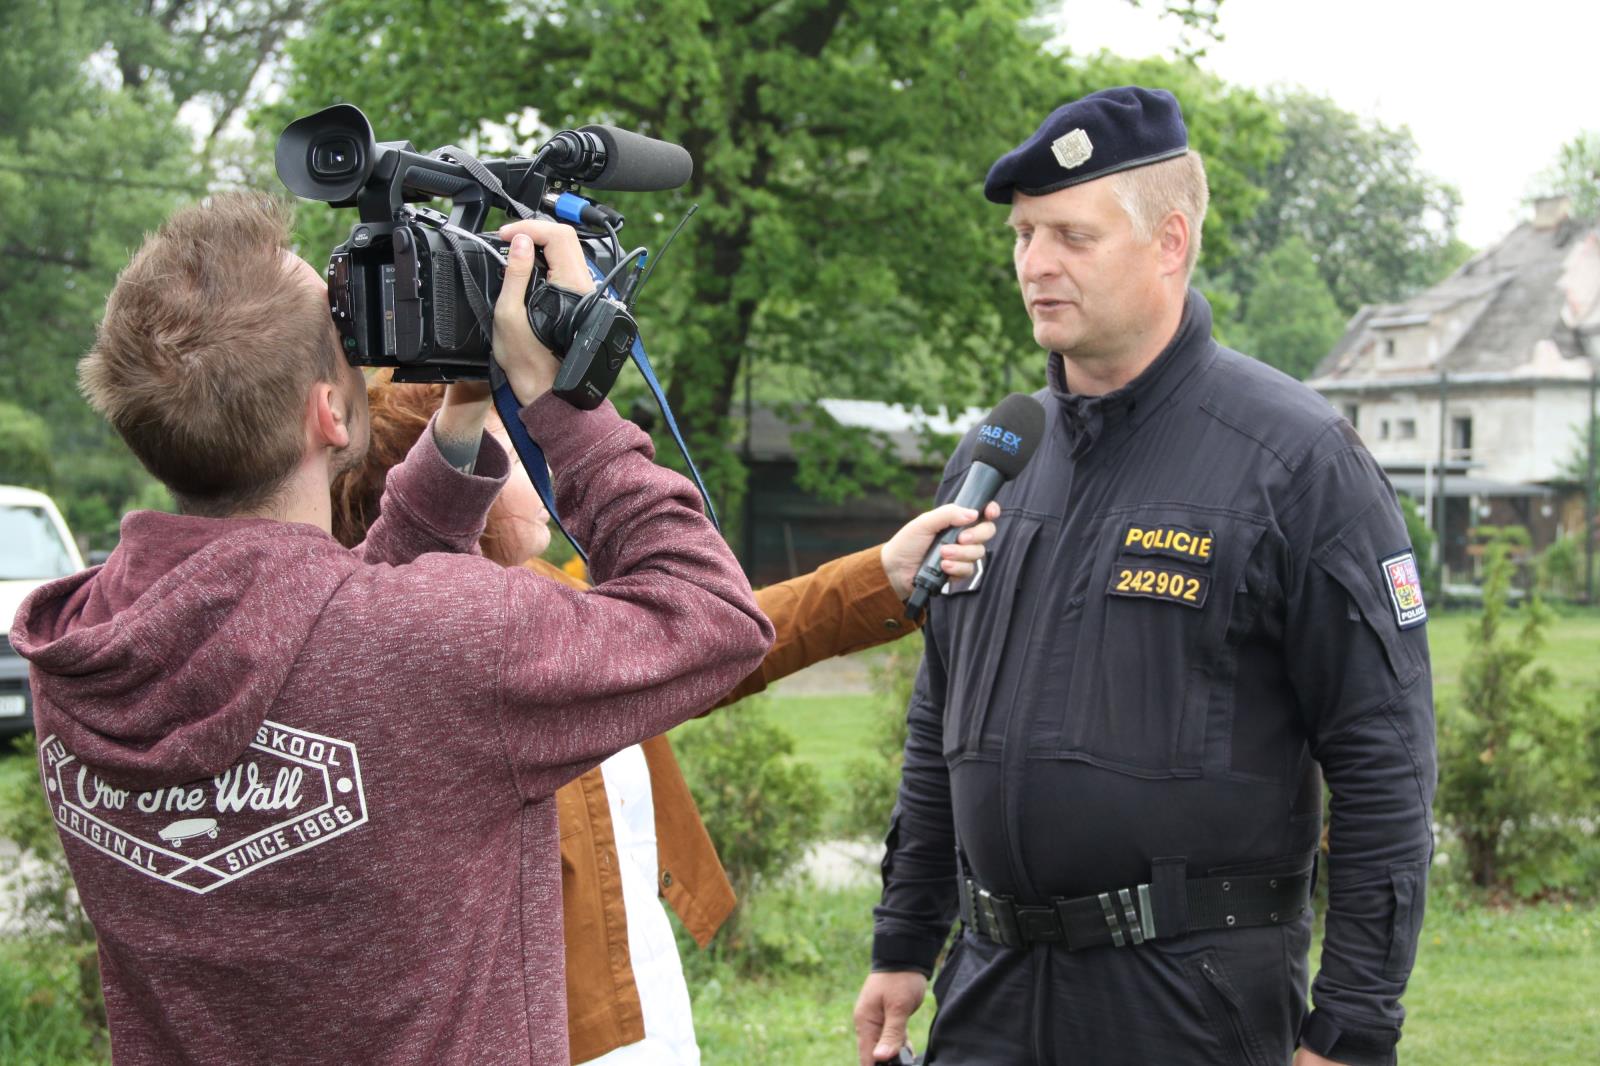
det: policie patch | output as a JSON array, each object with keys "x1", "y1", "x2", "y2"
[
  {"x1": 1380, "y1": 550, "x2": 1428, "y2": 629},
  {"x1": 1119, "y1": 523, "x2": 1215, "y2": 567}
]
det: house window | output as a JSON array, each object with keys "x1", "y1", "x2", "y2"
[
  {"x1": 1383, "y1": 338, "x2": 1397, "y2": 357},
  {"x1": 1451, "y1": 415, "x2": 1473, "y2": 459},
  {"x1": 1379, "y1": 419, "x2": 1392, "y2": 440},
  {"x1": 1342, "y1": 403, "x2": 1359, "y2": 428},
  {"x1": 1397, "y1": 418, "x2": 1417, "y2": 440}
]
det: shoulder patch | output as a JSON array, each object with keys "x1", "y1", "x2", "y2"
[{"x1": 1380, "y1": 550, "x2": 1428, "y2": 629}]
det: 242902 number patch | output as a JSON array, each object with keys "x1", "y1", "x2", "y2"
[{"x1": 1107, "y1": 566, "x2": 1209, "y2": 609}]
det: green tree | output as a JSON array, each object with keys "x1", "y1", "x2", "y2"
[
  {"x1": 1233, "y1": 237, "x2": 1344, "y2": 379},
  {"x1": 0, "y1": 403, "x2": 55, "y2": 490},
  {"x1": 275, "y1": 1, "x2": 1278, "y2": 522},
  {"x1": 1228, "y1": 90, "x2": 1466, "y2": 319},
  {"x1": 1435, "y1": 528, "x2": 1600, "y2": 896},
  {"x1": 0, "y1": 1, "x2": 310, "y2": 544},
  {"x1": 1528, "y1": 129, "x2": 1600, "y2": 221}
]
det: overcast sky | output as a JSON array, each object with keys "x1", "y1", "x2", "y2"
[{"x1": 1053, "y1": 0, "x2": 1599, "y2": 247}]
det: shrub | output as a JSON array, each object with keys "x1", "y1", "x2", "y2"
[
  {"x1": 1435, "y1": 530, "x2": 1600, "y2": 897},
  {"x1": 0, "y1": 738, "x2": 107, "y2": 1050},
  {"x1": 838, "y1": 638, "x2": 922, "y2": 840},
  {"x1": 1535, "y1": 533, "x2": 1583, "y2": 602},
  {"x1": 674, "y1": 699, "x2": 827, "y2": 967},
  {"x1": 1398, "y1": 494, "x2": 1441, "y2": 604}
]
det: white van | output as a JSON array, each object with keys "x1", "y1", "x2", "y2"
[{"x1": 1, "y1": 486, "x2": 86, "y2": 740}]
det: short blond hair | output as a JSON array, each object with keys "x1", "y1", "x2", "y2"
[
  {"x1": 1111, "y1": 150, "x2": 1209, "y2": 278},
  {"x1": 79, "y1": 192, "x2": 342, "y2": 516}
]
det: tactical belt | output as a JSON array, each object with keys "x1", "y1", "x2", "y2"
[{"x1": 958, "y1": 866, "x2": 1312, "y2": 951}]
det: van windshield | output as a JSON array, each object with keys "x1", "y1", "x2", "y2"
[{"x1": 0, "y1": 505, "x2": 78, "y2": 580}]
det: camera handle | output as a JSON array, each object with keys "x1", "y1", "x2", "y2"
[{"x1": 428, "y1": 145, "x2": 721, "y2": 560}]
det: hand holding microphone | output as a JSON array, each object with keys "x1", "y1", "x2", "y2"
[{"x1": 903, "y1": 393, "x2": 1046, "y2": 621}]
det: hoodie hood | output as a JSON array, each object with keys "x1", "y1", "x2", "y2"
[{"x1": 10, "y1": 510, "x2": 352, "y2": 790}]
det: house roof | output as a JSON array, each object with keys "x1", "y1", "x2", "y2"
[
  {"x1": 1309, "y1": 215, "x2": 1598, "y2": 386},
  {"x1": 743, "y1": 399, "x2": 987, "y2": 465},
  {"x1": 1387, "y1": 473, "x2": 1556, "y2": 499}
]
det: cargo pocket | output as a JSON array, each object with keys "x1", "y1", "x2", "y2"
[
  {"x1": 1383, "y1": 860, "x2": 1427, "y2": 979},
  {"x1": 1313, "y1": 500, "x2": 1427, "y2": 688},
  {"x1": 1185, "y1": 950, "x2": 1271, "y2": 1066},
  {"x1": 939, "y1": 517, "x2": 1043, "y2": 758}
]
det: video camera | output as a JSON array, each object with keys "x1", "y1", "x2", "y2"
[{"x1": 274, "y1": 104, "x2": 693, "y2": 408}]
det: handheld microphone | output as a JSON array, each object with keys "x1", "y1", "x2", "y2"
[
  {"x1": 577, "y1": 125, "x2": 694, "y2": 191},
  {"x1": 904, "y1": 393, "x2": 1046, "y2": 622}
]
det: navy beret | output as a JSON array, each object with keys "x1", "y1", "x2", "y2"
[{"x1": 983, "y1": 86, "x2": 1188, "y2": 204}]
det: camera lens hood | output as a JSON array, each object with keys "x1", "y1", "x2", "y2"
[{"x1": 276, "y1": 104, "x2": 377, "y2": 203}]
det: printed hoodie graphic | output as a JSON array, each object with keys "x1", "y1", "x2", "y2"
[{"x1": 17, "y1": 513, "x2": 369, "y2": 892}]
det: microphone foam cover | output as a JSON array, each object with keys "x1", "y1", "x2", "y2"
[
  {"x1": 971, "y1": 393, "x2": 1046, "y2": 481},
  {"x1": 579, "y1": 125, "x2": 694, "y2": 191}
]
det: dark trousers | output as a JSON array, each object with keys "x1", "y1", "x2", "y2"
[{"x1": 924, "y1": 914, "x2": 1312, "y2": 1066}]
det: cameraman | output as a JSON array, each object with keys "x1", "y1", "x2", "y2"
[{"x1": 10, "y1": 192, "x2": 774, "y2": 1066}]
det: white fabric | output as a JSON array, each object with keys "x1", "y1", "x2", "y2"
[{"x1": 584, "y1": 744, "x2": 700, "y2": 1066}]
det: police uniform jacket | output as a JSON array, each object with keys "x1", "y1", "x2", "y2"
[{"x1": 872, "y1": 292, "x2": 1437, "y2": 1064}]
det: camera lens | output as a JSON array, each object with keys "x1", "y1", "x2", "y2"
[{"x1": 310, "y1": 137, "x2": 360, "y2": 178}]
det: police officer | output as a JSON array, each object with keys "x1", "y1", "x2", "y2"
[{"x1": 852, "y1": 87, "x2": 1436, "y2": 1066}]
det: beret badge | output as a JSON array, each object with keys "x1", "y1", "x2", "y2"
[{"x1": 1051, "y1": 129, "x2": 1094, "y2": 170}]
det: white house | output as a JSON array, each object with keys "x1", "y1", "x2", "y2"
[{"x1": 1307, "y1": 197, "x2": 1599, "y2": 577}]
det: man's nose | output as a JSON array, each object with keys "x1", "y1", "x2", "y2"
[{"x1": 1017, "y1": 234, "x2": 1060, "y2": 283}]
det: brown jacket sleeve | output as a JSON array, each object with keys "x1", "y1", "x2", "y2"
[
  {"x1": 714, "y1": 544, "x2": 919, "y2": 708},
  {"x1": 540, "y1": 547, "x2": 920, "y2": 1063}
]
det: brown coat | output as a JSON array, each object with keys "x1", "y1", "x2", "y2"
[{"x1": 531, "y1": 546, "x2": 918, "y2": 1062}]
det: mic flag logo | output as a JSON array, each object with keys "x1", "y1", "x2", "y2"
[
  {"x1": 38, "y1": 721, "x2": 369, "y2": 894},
  {"x1": 979, "y1": 422, "x2": 1024, "y2": 457}
]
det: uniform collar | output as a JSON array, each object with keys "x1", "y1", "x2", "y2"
[{"x1": 1047, "y1": 289, "x2": 1215, "y2": 456}]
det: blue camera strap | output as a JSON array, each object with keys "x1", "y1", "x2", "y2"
[
  {"x1": 491, "y1": 369, "x2": 589, "y2": 565},
  {"x1": 586, "y1": 259, "x2": 721, "y2": 533}
]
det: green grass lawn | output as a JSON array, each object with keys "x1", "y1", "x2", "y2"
[
  {"x1": 740, "y1": 692, "x2": 880, "y2": 798},
  {"x1": 686, "y1": 883, "x2": 1600, "y2": 1065},
  {"x1": 1427, "y1": 604, "x2": 1600, "y2": 718},
  {"x1": 2, "y1": 608, "x2": 1596, "y2": 1064}
]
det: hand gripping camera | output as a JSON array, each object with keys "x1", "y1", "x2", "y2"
[{"x1": 274, "y1": 104, "x2": 693, "y2": 408}]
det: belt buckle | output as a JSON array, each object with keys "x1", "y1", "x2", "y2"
[
  {"x1": 977, "y1": 888, "x2": 1001, "y2": 942},
  {"x1": 1097, "y1": 883, "x2": 1158, "y2": 948}
]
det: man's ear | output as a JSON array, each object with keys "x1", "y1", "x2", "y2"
[
  {"x1": 309, "y1": 381, "x2": 351, "y2": 451},
  {"x1": 1157, "y1": 210, "x2": 1191, "y2": 278}
]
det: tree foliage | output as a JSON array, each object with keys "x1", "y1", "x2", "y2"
[
  {"x1": 0, "y1": 1, "x2": 311, "y2": 541},
  {"x1": 1529, "y1": 129, "x2": 1600, "y2": 221},
  {"x1": 1227, "y1": 89, "x2": 1466, "y2": 319},
  {"x1": 1233, "y1": 237, "x2": 1344, "y2": 379},
  {"x1": 276, "y1": 0, "x2": 1279, "y2": 521}
]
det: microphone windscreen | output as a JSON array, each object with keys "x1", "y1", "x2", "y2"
[
  {"x1": 971, "y1": 393, "x2": 1046, "y2": 481},
  {"x1": 579, "y1": 125, "x2": 694, "y2": 191}
]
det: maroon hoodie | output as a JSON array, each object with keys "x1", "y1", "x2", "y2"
[{"x1": 10, "y1": 394, "x2": 773, "y2": 1065}]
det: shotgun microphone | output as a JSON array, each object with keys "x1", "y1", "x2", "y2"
[{"x1": 904, "y1": 393, "x2": 1046, "y2": 622}]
